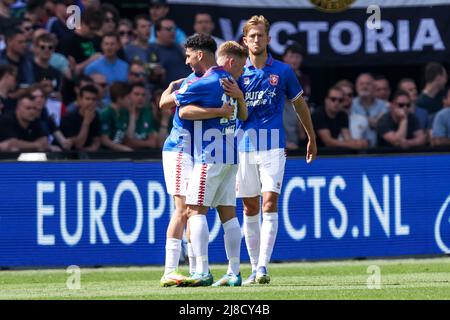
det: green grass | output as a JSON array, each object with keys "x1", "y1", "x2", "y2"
[{"x1": 0, "y1": 257, "x2": 450, "y2": 299}]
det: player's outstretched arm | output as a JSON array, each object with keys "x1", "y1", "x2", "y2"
[
  {"x1": 159, "y1": 78, "x2": 186, "y2": 110},
  {"x1": 292, "y1": 96, "x2": 317, "y2": 163},
  {"x1": 179, "y1": 103, "x2": 234, "y2": 120}
]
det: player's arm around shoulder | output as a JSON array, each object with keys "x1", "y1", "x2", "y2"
[
  {"x1": 179, "y1": 103, "x2": 234, "y2": 120},
  {"x1": 159, "y1": 78, "x2": 186, "y2": 110},
  {"x1": 222, "y1": 78, "x2": 248, "y2": 121},
  {"x1": 292, "y1": 95, "x2": 317, "y2": 163}
]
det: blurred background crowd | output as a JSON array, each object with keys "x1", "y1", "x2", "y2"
[{"x1": 0, "y1": 0, "x2": 448, "y2": 154}]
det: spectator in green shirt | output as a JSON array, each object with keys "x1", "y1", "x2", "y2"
[
  {"x1": 125, "y1": 82, "x2": 159, "y2": 149},
  {"x1": 100, "y1": 81, "x2": 133, "y2": 151}
]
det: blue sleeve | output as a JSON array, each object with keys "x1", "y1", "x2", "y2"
[
  {"x1": 284, "y1": 66, "x2": 303, "y2": 101},
  {"x1": 175, "y1": 28, "x2": 187, "y2": 45},
  {"x1": 84, "y1": 61, "x2": 95, "y2": 75},
  {"x1": 173, "y1": 79, "x2": 211, "y2": 107},
  {"x1": 432, "y1": 112, "x2": 448, "y2": 138}
]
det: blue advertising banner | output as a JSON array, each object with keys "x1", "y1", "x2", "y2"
[{"x1": 0, "y1": 154, "x2": 449, "y2": 267}]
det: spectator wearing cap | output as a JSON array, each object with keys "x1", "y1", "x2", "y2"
[
  {"x1": 193, "y1": 12, "x2": 224, "y2": 48},
  {"x1": 0, "y1": 64, "x2": 17, "y2": 114},
  {"x1": 0, "y1": 28, "x2": 34, "y2": 93},
  {"x1": 148, "y1": 17, "x2": 190, "y2": 88},
  {"x1": 147, "y1": 0, "x2": 186, "y2": 46},
  {"x1": 0, "y1": 92, "x2": 49, "y2": 152},
  {"x1": 84, "y1": 32, "x2": 129, "y2": 85},
  {"x1": 416, "y1": 62, "x2": 448, "y2": 115},
  {"x1": 376, "y1": 90, "x2": 426, "y2": 149},
  {"x1": 398, "y1": 78, "x2": 429, "y2": 131},
  {"x1": 100, "y1": 81, "x2": 133, "y2": 151},
  {"x1": 351, "y1": 72, "x2": 388, "y2": 147},
  {"x1": 312, "y1": 86, "x2": 368, "y2": 150},
  {"x1": 60, "y1": 84, "x2": 101, "y2": 151},
  {"x1": 430, "y1": 87, "x2": 450, "y2": 147},
  {"x1": 59, "y1": 7, "x2": 102, "y2": 76},
  {"x1": 32, "y1": 32, "x2": 62, "y2": 94},
  {"x1": 46, "y1": 0, "x2": 75, "y2": 53}
]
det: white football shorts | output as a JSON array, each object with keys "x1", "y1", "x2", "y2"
[
  {"x1": 186, "y1": 163, "x2": 238, "y2": 208},
  {"x1": 236, "y1": 148, "x2": 286, "y2": 198},
  {"x1": 162, "y1": 151, "x2": 193, "y2": 196}
]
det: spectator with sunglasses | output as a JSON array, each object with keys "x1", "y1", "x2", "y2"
[
  {"x1": 32, "y1": 32, "x2": 62, "y2": 94},
  {"x1": 312, "y1": 86, "x2": 368, "y2": 149},
  {"x1": 377, "y1": 90, "x2": 426, "y2": 148},
  {"x1": 118, "y1": 19, "x2": 133, "y2": 47}
]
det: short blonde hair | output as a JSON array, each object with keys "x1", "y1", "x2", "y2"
[
  {"x1": 243, "y1": 15, "x2": 270, "y2": 36},
  {"x1": 217, "y1": 41, "x2": 248, "y2": 60}
]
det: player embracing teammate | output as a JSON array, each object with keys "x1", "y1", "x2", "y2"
[{"x1": 159, "y1": 15, "x2": 317, "y2": 287}]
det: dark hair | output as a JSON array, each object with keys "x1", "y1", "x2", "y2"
[
  {"x1": 184, "y1": 34, "x2": 217, "y2": 54},
  {"x1": 27, "y1": 0, "x2": 46, "y2": 12},
  {"x1": 133, "y1": 14, "x2": 151, "y2": 29},
  {"x1": 283, "y1": 42, "x2": 305, "y2": 57},
  {"x1": 110, "y1": 82, "x2": 131, "y2": 103},
  {"x1": 0, "y1": 64, "x2": 17, "y2": 79},
  {"x1": 102, "y1": 31, "x2": 121, "y2": 43},
  {"x1": 391, "y1": 90, "x2": 410, "y2": 102},
  {"x1": 373, "y1": 74, "x2": 389, "y2": 82},
  {"x1": 74, "y1": 74, "x2": 93, "y2": 88},
  {"x1": 80, "y1": 84, "x2": 99, "y2": 97},
  {"x1": 101, "y1": 3, "x2": 120, "y2": 25},
  {"x1": 424, "y1": 62, "x2": 446, "y2": 84},
  {"x1": 130, "y1": 82, "x2": 146, "y2": 92},
  {"x1": 397, "y1": 78, "x2": 416, "y2": 90},
  {"x1": 34, "y1": 32, "x2": 57, "y2": 46},
  {"x1": 5, "y1": 28, "x2": 24, "y2": 43},
  {"x1": 327, "y1": 86, "x2": 344, "y2": 97},
  {"x1": 154, "y1": 17, "x2": 174, "y2": 32},
  {"x1": 17, "y1": 92, "x2": 35, "y2": 105},
  {"x1": 81, "y1": 7, "x2": 102, "y2": 29},
  {"x1": 444, "y1": 86, "x2": 450, "y2": 98}
]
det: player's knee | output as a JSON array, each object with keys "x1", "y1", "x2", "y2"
[
  {"x1": 243, "y1": 198, "x2": 260, "y2": 215},
  {"x1": 262, "y1": 199, "x2": 278, "y2": 213}
]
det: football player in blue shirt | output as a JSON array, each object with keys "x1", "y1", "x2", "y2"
[
  {"x1": 159, "y1": 34, "x2": 235, "y2": 287},
  {"x1": 237, "y1": 16, "x2": 317, "y2": 285},
  {"x1": 171, "y1": 41, "x2": 248, "y2": 287}
]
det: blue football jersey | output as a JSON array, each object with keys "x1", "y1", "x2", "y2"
[
  {"x1": 173, "y1": 66, "x2": 238, "y2": 164},
  {"x1": 237, "y1": 54, "x2": 303, "y2": 152},
  {"x1": 163, "y1": 72, "x2": 200, "y2": 154}
]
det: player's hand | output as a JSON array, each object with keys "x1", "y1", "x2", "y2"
[
  {"x1": 219, "y1": 102, "x2": 234, "y2": 119},
  {"x1": 170, "y1": 78, "x2": 185, "y2": 92},
  {"x1": 306, "y1": 138, "x2": 317, "y2": 164},
  {"x1": 222, "y1": 78, "x2": 244, "y2": 101}
]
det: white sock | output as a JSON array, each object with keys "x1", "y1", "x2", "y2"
[
  {"x1": 189, "y1": 215, "x2": 209, "y2": 274},
  {"x1": 223, "y1": 217, "x2": 241, "y2": 275},
  {"x1": 187, "y1": 242, "x2": 196, "y2": 274},
  {"x1": 164, "y1": 238, "x2": 182, "y2": 275},
  {"x1": 243, "y1": 213, "x2": 260, "y2": 272},
  {"x1": 258, "y1": 212, "x2": 278, "y2": 270}
]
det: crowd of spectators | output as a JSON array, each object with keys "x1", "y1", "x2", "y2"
[{"x1": 0, "y1": 0, "x2": 449, "y2": 154}]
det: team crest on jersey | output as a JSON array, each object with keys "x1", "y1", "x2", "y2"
[
  {"x1": 269, "y1": 74, "x2": 279, "y2": 86},
  {"x1": 243, "y1": 77, "x2": 250, "y2": 85}
]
